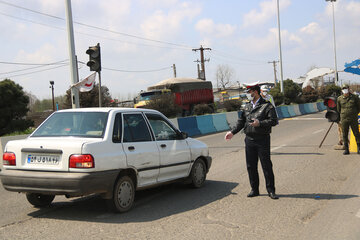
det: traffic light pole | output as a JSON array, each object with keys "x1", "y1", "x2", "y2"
[{"x1": 319, "y1": 122, "x2": 335, "y2": 148}]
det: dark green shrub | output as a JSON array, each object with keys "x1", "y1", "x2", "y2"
[
  {"x1": 193, "y1": 104, "x2": 214, "y2": 116},
  {"x1": 223, "y1": 99, "x2": 242, "y2": 112}
]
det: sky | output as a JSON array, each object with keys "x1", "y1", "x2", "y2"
[{"x1": 1, "y1": 0, "x2": 360, "y2": 100}]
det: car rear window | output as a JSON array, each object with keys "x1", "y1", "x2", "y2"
[{"x1": 31, "y1": 112, "x2": 108, "y2": 138}]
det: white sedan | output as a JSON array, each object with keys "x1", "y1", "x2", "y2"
[{"x1": 0, "y1": 108, "x2": 211, "y2": 212}]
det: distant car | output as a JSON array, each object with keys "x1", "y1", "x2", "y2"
[{"x1": 0, "y1": 108, "x2": 211, "y2": 212}]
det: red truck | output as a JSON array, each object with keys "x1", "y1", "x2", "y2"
[{"x1": 134, "y1": 77, "x2": 214, "y2": 114}]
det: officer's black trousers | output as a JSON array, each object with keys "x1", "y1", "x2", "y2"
[{"x1": 245, "y1": 135, "x2": 275, "y2": 193}]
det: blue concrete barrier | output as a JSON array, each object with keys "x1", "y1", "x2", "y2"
[
  {"x1": 196, "y1": 115, "x2": 217, "y2": 135},
  {"x1": 293, "y1": 104, "x2": 302, "y2": 116},
  {"x1": 276, "y1": 107, "x2": 284, "y2": 119},
  {"x1": 305, "y1": 103, "x2": 315, "y2": 113},
  {"x1": 212, "y1": 113, "x2": 230, "y2": 132},
  {"x1": 317, "y1": 102, "x2": 326, "y2": 111},
  {"x1": 175, "y1": 102, "x2": 323, "y2": 137},
  {"x1": 287, "y1": 105, "x2": 297, "y2": 117},
  {"x1": 279, "y1": 106, "x2": 291, "y2": 118},
  {"x1": 177, "y1": 116, "x2": 201, "y2": 137},
  {"x1": 298, "y1": 104, "x2": 307, "y2": 114}
]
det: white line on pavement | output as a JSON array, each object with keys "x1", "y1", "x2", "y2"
[
  {"x1": 313, "y1": 129, "x2": 325, "y2": 134},
  {"x1": 271, "y1": 144, "x2": 287, "y2": 151}
]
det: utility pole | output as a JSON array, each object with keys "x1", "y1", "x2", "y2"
[
  {"x1": 65, "y1": 0, "x2": 80, "y2": 108},
  {"x1": 172, "y1": 64, "x2": 177, "y2": 78},
  {"x1": 192, "y1": 45, "x2": 211, "y2": 80},
  {"x1": 326, "y1": 0, "x2": 339, "y2": 85},
  {"x1": 268, "y1": 60, "x2": 279, "y2": 86},
  {"x1": 276, "y1": 0, "x2": 284, "y2": 93}
]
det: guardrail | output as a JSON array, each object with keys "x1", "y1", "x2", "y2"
[{"x1": 171, "y1": 102, "x2": 326, "y2": 137}]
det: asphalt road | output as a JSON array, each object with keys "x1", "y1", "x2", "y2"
[{"x1": 0, "y1": 111, "x2": 359, "y2": 240}]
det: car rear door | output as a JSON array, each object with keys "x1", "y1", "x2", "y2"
[
  {"x1": 122, "y1": 113, "x2": 160, "y2": 187},
  {"x1": 145, "y1": 113, "x2": 191, "y2": 182}
]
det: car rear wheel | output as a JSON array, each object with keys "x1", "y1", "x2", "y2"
[
  {"x1": 26, "y1": 193, "x2": 55, "y2": 207},
  {"x1": 189, "y1": 159, "x2": 206, "y2": 188},
  {"x1": 107, "y1": 175, "x2": 135, "y2": 213}
]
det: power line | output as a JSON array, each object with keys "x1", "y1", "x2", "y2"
[
  {"x1": 1, "y1": 64, "x2": 68, "y2": 78},
  {"x1": 102, "y1": 66, "x2": 172, "y2": 73},
  {"x1": 0, "y1": 63, "x2": 68, "y2": 75},
  {"x1": 0, "y1": 12, "x2": 190, "y2": 51},
  {"x1": 0, "y1": 0, "x2": 193, "y2": 49},
  {"x1": 0, "y1": 59, "x2": 68, "y2": 66}
]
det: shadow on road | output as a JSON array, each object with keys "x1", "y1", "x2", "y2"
[
  {"x1": 28, "y1": 180, "x2": 238, "y2": 223},
  {"x1": 279, "y1": 193, "x2": 359, "y2": 200}
]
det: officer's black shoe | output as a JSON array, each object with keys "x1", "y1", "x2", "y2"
[
  {"x1": 343, "y1": 149, "x2": 350, "y2": 155},
  {"x1": 268, "y1": 192, "x2": 279, "y2": 200},
  {"x1": 357, "y1": 144, "x2": 360, "y2": 154},
  {"x1": 247, "y1": 190, "x2": 259, "y2": 198}
]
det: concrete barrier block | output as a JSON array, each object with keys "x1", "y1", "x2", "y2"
[
  {"x1": 226, "y1": 111, "x2": 239, "y2": 129},
  {"x1": 279, "y1": 106, "x2": 291, "y2": 118},
  {"x1": 317, "y1": 102, "x2": 326, "y2": 111},
  {"x1": 177, "y1": 117, "x2": 201, "y2": 137},
  {"x1": 196, "y1": 115, "x2": 217, "y2": 135},
  {"x1": 299, "y1": 104, "x2": 307, "y2": 114},
  {"x1": 276, "y1": 107, "x2": 284, "y2": 119},
  {"x1": 311, "y1": 103, "x2": 319, "y2": 112},
  {"x1": 287, "y1": 105, "x2": 297, "y2": 117},
  {"x1": 212, "y1": 113, "x2": 230, "y2": 132},
  {"x1": 293, "y1": 104, "x2": 302, "y2": 116}
]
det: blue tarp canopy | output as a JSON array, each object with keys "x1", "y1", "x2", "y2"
[{"x1": 344, "y1": 59, "x2": 360, "y2": 75}]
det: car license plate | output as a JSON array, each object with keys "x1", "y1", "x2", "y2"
[{"x1": 27, "y1": 154, "x2": 60, "y2": 165}]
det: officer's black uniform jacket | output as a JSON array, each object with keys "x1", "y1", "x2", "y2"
[{"x1": 231, "y1": 97, "x2": 278, "y2": 138}]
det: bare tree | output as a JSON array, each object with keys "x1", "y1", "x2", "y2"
[{"x1": 216, "y1": 64, "x2": 234, "y2": 90}]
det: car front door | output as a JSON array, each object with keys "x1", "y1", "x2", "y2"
[
  {"x1": 122, "y1": 113, "x2": 160, "y2": 187},
  {"x1": 145, "y1": 113, "x2": 191, "y2": 182}
]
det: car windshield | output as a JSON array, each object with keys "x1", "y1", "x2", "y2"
[{"x1": 31, "y1": 112, "x2": 108, "y2": 138}]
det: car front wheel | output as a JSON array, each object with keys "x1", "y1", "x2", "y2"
[
  {"x1": 107, "y1": 175, "x2": 135, "y2": 213},
  {"x1": 189, "y1": 159, "x2": 207, "y2": 188},
  {"x1": 26, "y1": 193, "x2": 55, "y2": 207}
]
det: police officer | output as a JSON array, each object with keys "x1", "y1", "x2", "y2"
[
  {"x1": 225, "y1": 84, "x2": 279, "y2": 199},
  {"x1": 337, "y1": 84, "x2": 360, "y2": 155},
  {"x1": 260, "y1": 85, "x2": 276, "y2": 108}
]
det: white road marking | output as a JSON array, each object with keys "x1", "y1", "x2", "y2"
[
  {"x1": 313, "y1": 129, "x2": 325, "y2": 134},
  {"x1": 356, "y1": 209, "x2": 360, "y2": 218},
  {"x1": 271, "y1": 144, "x2": 287, "y2": 151}
]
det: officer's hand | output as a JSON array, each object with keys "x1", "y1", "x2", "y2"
[
  {"x1": 250, "y1": 119, "x2": 260, "y2": 127},
  {"x1": 225, "y1": 131, "x2": 233, "y2": 141}
]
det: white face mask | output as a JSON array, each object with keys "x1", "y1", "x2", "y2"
[
  {"x1": 262, "y1": 91, "x2": 268, "y2": 96},
  {"x1": 342, "y1": 89, "x2": 349, "y2": 94},
  {"x1": 246, "y1": 93, "x2": 254, "y2": 101}
]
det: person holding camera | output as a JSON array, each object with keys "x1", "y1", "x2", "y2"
[{"x1": 225, "y1": 84, "x2": 279, "y2": 199}]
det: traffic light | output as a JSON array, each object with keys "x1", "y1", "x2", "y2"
[
  {"x1": 86, "y1": 43, "x2": 101, "y2": 72},
  {"x1": 324, "y1": 97, "x2": 340, "y2": 122}
]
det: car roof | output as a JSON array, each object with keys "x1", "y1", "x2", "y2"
[{"x1": 57, "y1": 107, "x2": 161, "y2": 114}]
